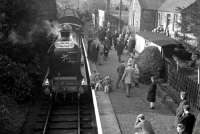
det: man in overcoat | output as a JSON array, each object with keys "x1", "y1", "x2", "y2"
[
  {"x1": 127, "y1": 35, "x2": 136, "y2": 56},
  {"x1": 176, "y1": 91, "x2": 188, "y2": 123},
  {"x1": 116, "y1": 61, "x2": 125, "y2": 89},
  {"x1": 116, "y1": 35, "x2": 124, "y2": 62},
  {"x1": 112, "y1": 30, "x2": 119, "y2": 50},
  {"x1": 178, "y1": 105, "x2": 196, "y2": 134},
  {"x1": 88, "y1": 39, "x2": 99, "y2": 64}
]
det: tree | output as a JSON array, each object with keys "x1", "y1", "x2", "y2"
[
  {"x1": 136, "y1": 46, "x2": 164, "y2": 84},
  {"x1": 0, "y1": 0, "x2": 55, "y2": 102},
  {"x1": 0, "y1": 1, "x2": 58, "y2": 133},
  {"x1": 0, "y1": 0, "x2": 38, "y2": 38},
  {"x1": 176, "y1": 1, "x2": 200, "y2": 48}
]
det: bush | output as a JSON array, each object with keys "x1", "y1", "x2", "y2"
[
  {"x1": 0, "y1": 22, "x2": 54, "y2": 102},
  {"x1": 136, "y1": 46, "x2": 164, "y2": 84},
  {"x1": 0, "y1": 55, "x2": 33, "y2": 102},
  {"x1": 0, "y1": 95, "x2": 26, "y2": 134}
]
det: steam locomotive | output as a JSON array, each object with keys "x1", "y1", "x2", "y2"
[{"x1": 43, "y1": 13, "x2": 87, "y2": 98}]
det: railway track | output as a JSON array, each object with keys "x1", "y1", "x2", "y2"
[{"x1": 34, "y1": 93, "x2": 97, "y2": 134}]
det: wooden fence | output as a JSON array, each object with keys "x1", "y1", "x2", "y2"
[{"x1": 165, "y1": 58, "x2": 200, "y2": 111}]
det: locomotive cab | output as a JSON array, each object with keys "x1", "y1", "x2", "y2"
[{"x1": 60, "y1": 30, "x2": 70, "y2": 41}]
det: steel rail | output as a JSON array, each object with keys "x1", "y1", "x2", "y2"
[
  {"x1": 77, "y1": 95, "x2": 81, "y2": 134},
  {"x1": 42, "y1": 101, "x2": 53, "y2": 134}
]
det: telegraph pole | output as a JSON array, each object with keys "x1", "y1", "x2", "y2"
[
  {"x1": 119, "y1": 0, "x2": 122, "y2": 33},
  {"x1": 106, "y1": 0, "x2": 110, "y2": 26}
]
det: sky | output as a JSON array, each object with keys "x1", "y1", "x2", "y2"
[{"x1": 56, "y1": 0, "x2": 130, "y2": 10}]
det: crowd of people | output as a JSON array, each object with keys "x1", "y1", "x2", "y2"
[
  {"x1": 117, "y1": 58, "x2": 196, "y2": 134},
  {"x1": 87, "y1": 25, "x2": 136, "y2": 65},
  {"x1": 87, "y1": 25, "x2": 197, "y2": 134},
  {"x1": 132, "y1": 91, "x2": 197, "y2": 134}
]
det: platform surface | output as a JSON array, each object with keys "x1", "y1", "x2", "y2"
[
  {"x1": 89, "y1": 60, "x2": 121, "y2": 134},
  {"x1": 93, "y1": 49, "x2": 177, "y2": 134}
]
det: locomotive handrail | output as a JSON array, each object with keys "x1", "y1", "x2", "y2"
[{"x1": 81, "y1": 37, "x2": 103, "y2": 134}]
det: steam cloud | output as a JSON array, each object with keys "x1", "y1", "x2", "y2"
[{"x1": 8, "y1": 20, "x2": 61, "y2": 44}]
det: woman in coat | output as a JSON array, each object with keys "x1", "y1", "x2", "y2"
[
  {"x1": 116, "y1": 35, "x2": 124, "y2": 62},
  {"x1": 147, "y1": 76, "x2": 157, "y2": 109},
  {"x1": 121, "y1": 61, "x2": 135, "y2": 97}
]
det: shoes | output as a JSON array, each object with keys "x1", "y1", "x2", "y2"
[
  {"x1": 126, "y1": 95, "x2": 130, "y2": 97},
  {"x1": 135, "y1": 83, "x2": 139, "y2": 88},
  {"x1": 150, "y1": 107, "x2": 155, "y2": 109}
]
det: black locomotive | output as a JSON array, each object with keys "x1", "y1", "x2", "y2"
[{"x1": 43, "y1": 13, "x2": 87, "y2": 97}]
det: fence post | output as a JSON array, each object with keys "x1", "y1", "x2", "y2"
[
  {"x1": 198, "y1": 66, "x2": 200, "y2": 84},
  {"x1": 167, "y1": 63, "x2": 170, "y2": 83},
  {"x1": 176, "y1": 60, "x2": 179, "y2": 71}
]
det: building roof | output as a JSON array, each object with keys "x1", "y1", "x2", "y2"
[
  {"x1": 158, "y1": 0, "x2": 196, "y2": 12},
  {"x1": 136, "y1": 31, "x2": 180, "y2": 46},
  {"x1": 138, "y1": 0, "x2": 166, "y2": 10}
]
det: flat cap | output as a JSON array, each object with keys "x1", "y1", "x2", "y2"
[
  {"x1": 183, "y1": 105, "x2": 190, "y2": 111},
  {"x1": 137, "y1": 114, "x2": 145, "y2": 119}
]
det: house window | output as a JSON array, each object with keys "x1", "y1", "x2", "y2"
[
  {"x1": 145, "y1": 39, "x2": 150, "y2": 47},
  {"x1": 157, "y1": 13, "x2": 162, "y2": 26},
  {"x1": 166, "y1": 14, "x2": 171, "y2": 26},
  {"x1": 173, "y1": 14, "x2": 178, "y2": 31}
]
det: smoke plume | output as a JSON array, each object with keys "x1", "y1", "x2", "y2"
[{"x1": 8, "y1": 20, "x2": 61, "y2": 44}]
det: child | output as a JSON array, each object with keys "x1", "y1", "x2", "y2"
[
  {"x1": 103, "y1": 75, "x2": 112, "y2": 93},
  {"x1": 94, "y1": 73, "x2": 103, "y2": 91},
  {"x1": 147, "y1": 76, "x2": 157, "y2": 109}
]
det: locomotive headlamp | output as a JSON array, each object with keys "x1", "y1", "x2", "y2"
[
  {"x1": 44, "y1": 79, "x2": 51, "y2": 96},
  {"x1": 44, "y1": 78, "x2": 50, "y2": 86}
]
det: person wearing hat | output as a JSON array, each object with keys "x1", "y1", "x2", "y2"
[
  {"x1": 127, "y1": 57, "x2": 135, "y2": 67},
  {"x1": 177, "y1": 123, "x2": 187, "y2": 134},
  {"x1": 176, "y1": 91, "x2": 188, "y2": 124},
  {"x1": 103, "y1": 36, "x2": 110, "y2": 60},
  {"x1": 178, "y1": 105, "x2": 196, "y2": 134},
  {"x1": 134, "y1": 114, "x2": 155, "y2": 134},
  {"x1": 116, "y1": 34, "x2": 125, "y2": 62},
  {"x1": 121, "y1": 60, "x2": 135, "y2": 97}
]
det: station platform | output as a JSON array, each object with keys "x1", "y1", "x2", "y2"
[
  {"x1": 89, "y1": 49, "x2": 178, "y2": 134},
  {"x1": 88, "y1": 62, "x2": 121, "y2": 134},
  {"x1": 81, "y1": 38, "x2": 121, "y2": 134}
]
